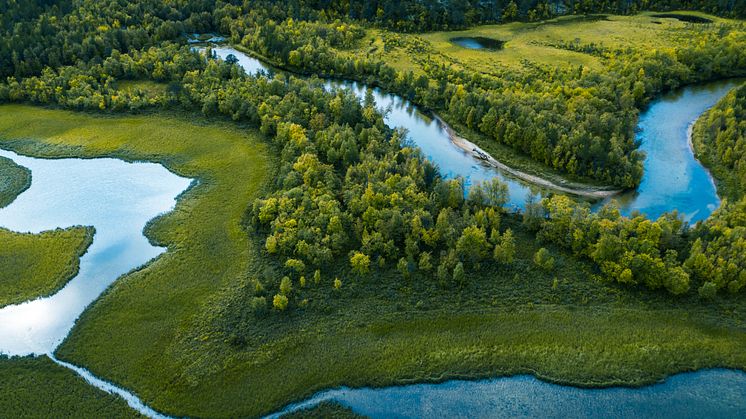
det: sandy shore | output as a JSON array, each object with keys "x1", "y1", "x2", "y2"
[{"x1": 436, "y1": 116, "x2": 622, "y2": 199}]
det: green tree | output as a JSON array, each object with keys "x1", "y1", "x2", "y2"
[
  {"x1": 273, "y1": 294, "x2": 289, "y2": 310},
  {"x1": 534, "y1": 248, "x2": 555, "y2": 271},
  {"x1": 280, "y1": 276, "x2": 293, "y2": 295},
  {"x1": 493, "y1": 229, "x2": 515, "y2": 264},
  {"x1": 350, "y1": 251, "x2": 371, "y2": 276}
]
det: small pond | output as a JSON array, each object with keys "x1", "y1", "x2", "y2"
[{"x1": 451, "y1": 36, "x2": 505, "y2": 50}]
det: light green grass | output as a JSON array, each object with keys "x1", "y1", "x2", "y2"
[
  {"x1": 0, "y1": 155, "x2": 31, "y2": 207},
  {"x1": 0, "y1": 355, "x2": 142, "y2": 418},
  {"x1": 0, "y1": 226, "x2": 94, "y2": 308}
]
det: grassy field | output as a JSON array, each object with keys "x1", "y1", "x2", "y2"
[
  {"x1": 0, "y1": 155, "x2": 31, "y2": 207},
  {"x1": 0, "y1": 226, "x2": 94, "y2": 308},
  {"x1": 0, "y1": 355, "x2": 141, "y2": 418},
  {"x1": 0, "y1": 104, "x2": 744, "y2": 417},
  {"x1": 353, "y1": 11, "x2": 734, "y2": 75}
]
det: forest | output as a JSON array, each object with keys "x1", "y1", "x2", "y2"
[
  {"x1": 1, "y1": 0, "x2": 745, "y2": 312},
  {"x1": 1, "y1": 0, "x2": 746, "y2": 417}
]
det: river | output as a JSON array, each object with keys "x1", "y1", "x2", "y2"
[
  {"x1": 212, "y1": 47, "x2": 741, "y2": 221},
  {"x1": 0, "y1": 45, "x2": 743, "y2": 418}
]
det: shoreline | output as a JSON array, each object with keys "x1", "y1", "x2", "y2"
[{"x1": 435, "y1": 115, "x2": 623, "y2": 199}]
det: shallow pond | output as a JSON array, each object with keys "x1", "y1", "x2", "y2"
[
  {"x1": 0, "y1": 149, "x2": 191, "y2": 355},
  {"x1": 270, "y1": 369, "x2": 746, "y2": 418}
]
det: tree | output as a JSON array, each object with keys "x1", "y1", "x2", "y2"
[
  {"x1": 699, "y1": 281, "x2": 718, "y2": 300},
  {"x1": 456, "y1": 225, "x2": 490, "y2": 265},
  {"x1": 493, "y1": 229, "x2": 515, "y2": 264},
  {"x1": 350, "y1": 251, "x2": 371, "y2": 276},
  {"x1": 453, "y1": 262, "x2": 466, "y2": 286},
  {"x1": 333, "y1": 277, "x2": 343, "y2": 290},
  {"x1": 251, "y1": 296, "x2": 268, "y2": 317},
  {"x1": 280, "y1": 276, "x2": 293, "y2": 295},
  {"x1": 534, "y1": 248, "x2": 555, "y2": 271},
  {"x1": 273, "y1": 294, "x2": 289, "y2": 310}
]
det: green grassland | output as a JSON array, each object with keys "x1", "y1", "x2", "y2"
[
  {"x1": 355, "y1": 11, "x2": 734, "y2": 75},
  {"x1": 0, "y1": 355, "x2": 141, "y2": 418},
  {"x1": 0, "y1": 104, "x2": 745, "y2": 417},
  {"x1": 0, "y1": 226, "x2": 94, "y2": 308},
  {"x1": 0, "y1": 155, "x2": 31, "y2": 207}
]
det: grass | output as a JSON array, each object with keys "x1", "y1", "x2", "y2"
[
  {"x1": 0, "y1": 226, "x2": 94, "y2": 308},
  {"x1": 0, "y1": 155, "x2": 31, "y2": 207},
  {"x1": 0, "y1": 355, "x2": 141, "y2": 418},
  {"x1": 1, "y1": 104, "x2": 745, "y2": 418}
]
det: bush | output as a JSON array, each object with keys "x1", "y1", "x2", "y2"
[{"x1": 250, "y1": 296, "x2": 268, "y2": 317}]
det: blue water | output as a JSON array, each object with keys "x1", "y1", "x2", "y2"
[
  {"x1": 451, "y1": 37, "x2": 487, "y2": 49},
  {"x1": 270, "y1": 369, "x2": 746, "y2": 418},
  {"x1": 608, "y1": 80, "x2": 744, "y2": 223}
]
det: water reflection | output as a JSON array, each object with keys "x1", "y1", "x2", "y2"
[{"x1": 0, "y1": 149, "x2": 191, "y2": 355}]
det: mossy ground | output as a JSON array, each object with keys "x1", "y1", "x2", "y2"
[{"x1": 0, "y1": 94, "x2": 744, "y2": 418}]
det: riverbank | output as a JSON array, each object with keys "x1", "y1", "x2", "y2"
[
  {"x1": 691, "y1": 82, "x2": 746, "y2": 202},
  {"x1": 436, "y1": 115, "x2": 622, "y2": 198}
]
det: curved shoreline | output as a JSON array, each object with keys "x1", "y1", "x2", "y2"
[{"x1": 435, "y1": 115, "x2": 623, "y2": 198}]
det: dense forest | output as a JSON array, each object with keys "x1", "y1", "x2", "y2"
[{"x1": 2, "y1": 0, "x2": 746, "y2": 307}]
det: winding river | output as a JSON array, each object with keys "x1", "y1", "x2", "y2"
[
  {"x1": 213, "y1": 47, "x2": 742, "y2": 222},
  {"x1": 0, "y1": 44, "x2": 744, "y2": 418}
]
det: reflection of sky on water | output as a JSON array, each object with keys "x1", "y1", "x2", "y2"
[{"x1": 0, "y1": 149, "x2": 191, "y2": 355}]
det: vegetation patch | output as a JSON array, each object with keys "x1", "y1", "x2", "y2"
[
  {"x1": 0, "y1": 355, "x2": 141, "y2": 418},
  {"x1": 0, "y1": 155, "x2": 31, "y2": 208},
  {"x1": 0, "y1": 226, "x2": 94, "y2": 308}
]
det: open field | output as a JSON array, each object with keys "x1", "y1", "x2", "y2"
[
  {"x1": 0, "y1": 355, "x2": 141, "y2": 418},
  {"x1": 0, "y1": 226, "x2": 94, "y2": 308},
  {"x1": 0, "y1": 105, "x2": 744, "y2": 417}
]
